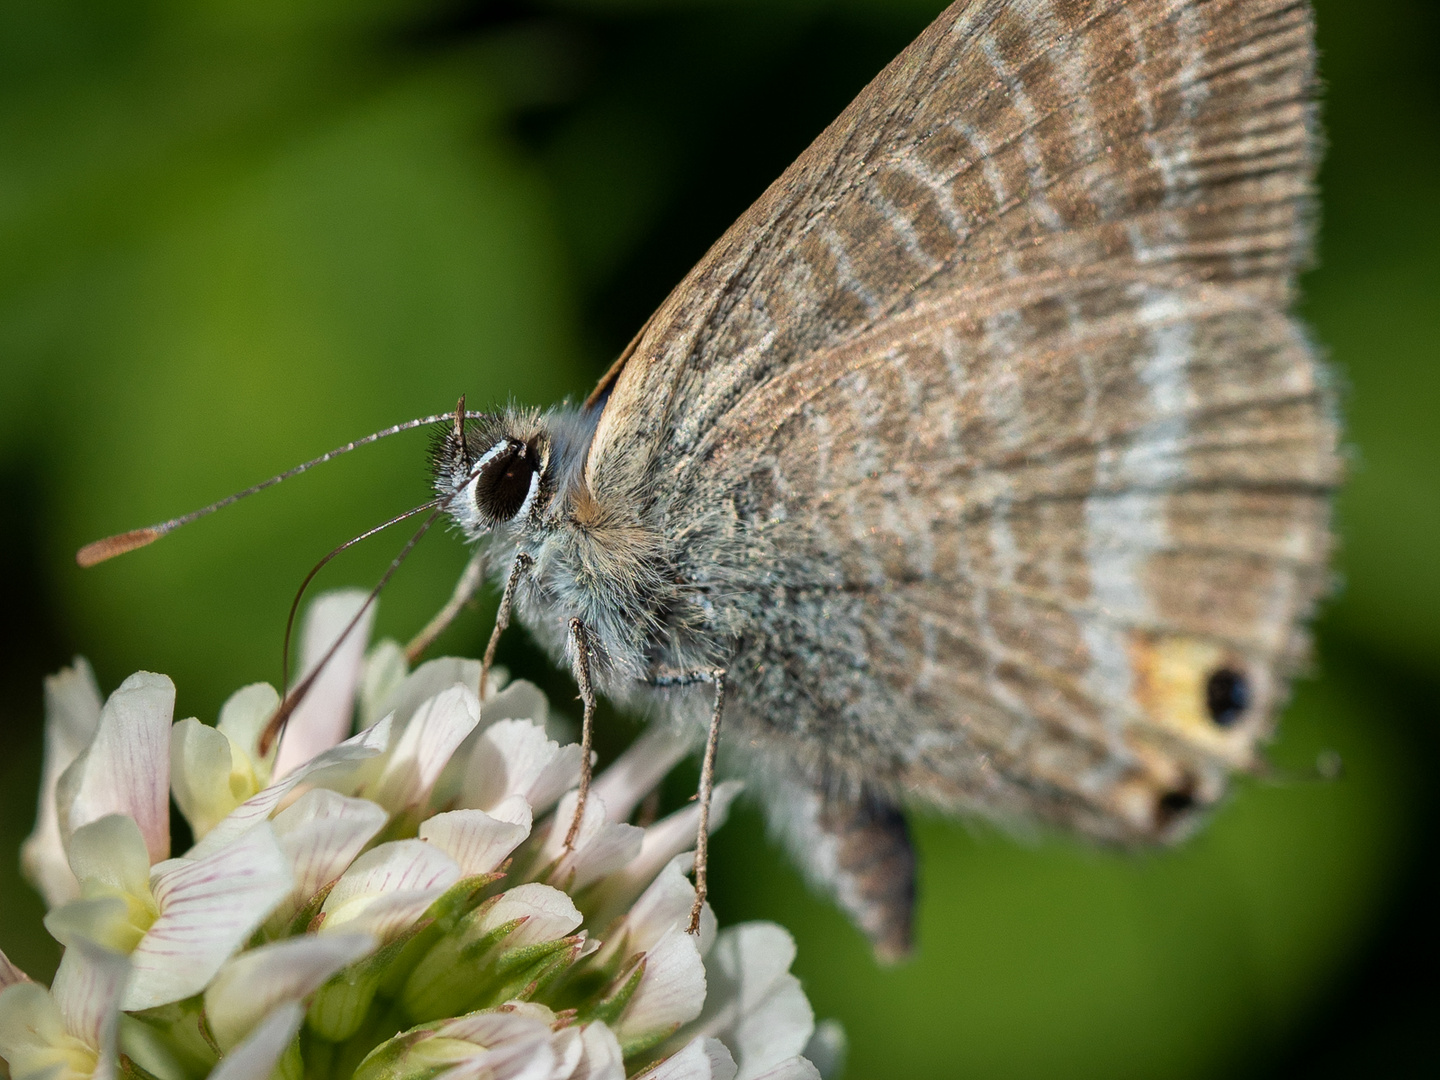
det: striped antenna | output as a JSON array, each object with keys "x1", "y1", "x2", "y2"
[{"x1": 75, "y1": 406, "x2": 489, "y2": 567}]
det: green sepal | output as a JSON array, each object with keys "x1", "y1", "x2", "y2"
[
  {"x1": 620, "y1": 1023, "x2": 681, "y2": 1063},
  {"x1": 119, "y1": 998, "x2": 218, "y2": 1078},
  {"x1": 288, "y1": 882, "x2": 336, "y2": 937},
  {"x1": 117, "y1": 1055, "x2": 166, "y2": 1080},
  {"x1": 308, "y1": 927, "x2": 426, "y2": 1041},
  {"x1": 581, "y1": 958, "x2": 645, "y2": 1027},
  {"x1": 400, "y1": 912, "x2": 524, "y2": 1023},
  {"x1": 477, "y1": 938, "x2": 583, "y2": 1011}
]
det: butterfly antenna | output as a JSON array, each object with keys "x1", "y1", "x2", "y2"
[
  {"x1": 281, "y1": 499, "x2": 440, "y2": 698},
  {"x1": 76, "y1": 406, "x2": 487, "y2": 567},
  {"x1": 259, "y1": 439, "x2": 488, "y2": 757}
]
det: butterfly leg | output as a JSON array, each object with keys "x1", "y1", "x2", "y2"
[
  {"x1": 476, "y1": 551, "x2": 532, "y2": 701},
  {"x1": 648, "y1": 667, "x2": 727, "y2": 934},
  {"x1": 405, "y1": 547, "x2": 488, "y2": 664},
  {"x1": 563, "y1": 616, "x2": 597, "y2": 854}
]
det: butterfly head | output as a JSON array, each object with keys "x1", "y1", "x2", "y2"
[{"x1": 431, "y1": 408, "x2": 555, "y2": 539}]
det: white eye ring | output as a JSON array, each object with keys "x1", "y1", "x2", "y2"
[{"x1": 474, "y1": 439, "x2": 512, "y2": 470}]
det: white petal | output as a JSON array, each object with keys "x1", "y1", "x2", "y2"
[
  {"x1": 66, "y1": 814, "x2": 152, "y2": 902},
  {"x1": 693, "y1": 924, "x2": 813, "y2": 1080},
  {"x1": 208, "y1": 1002, "x2": 303, "y2": 1080},
  {"x1": 566, "y1": 1022, "x2": 624, "y2": 1080},
  {"x1": 274, "y1": 589, "x2": 375, "y2": 778},
  {"x1": 359, "y1": 639, "x2": 409, "y2": 730},
  {"x1": 323, "y1": 888, "x2": 448, "y2": 942},
  {"x1": 544, "y1": 793, "x2": 644, "y2": 892},
  {"x1": 170, "y1": 718, "x2": 242, "y2": 840},
  {"x1": 370, "y1": 686, "x2": 480, "y2": 813},
  {"x1": 205, "y1": 933, "x2": 374, "y2": 1049},
  {"x1": 56, "y1": 671, "x2": 173, "y2": 865},
  {"x1": 22, "y1": 659, "x2": 103, "y2": 908},
  {"x1": 482, "y1": 679, "x2": 549, "y2": 729},
  {"x1": 216, "y1": 683, "x2": 281, "y2": 763},
  {"x1": 590, "y1": 724, "x2": 691, "y2": 824},
  {"x1": 268, "y1": 790, "x2": 388, "y2": 928},
  {"x1": 474, "y1": 884, "x2": 581, "y2": 950},
  {"x1": 635, "y1": 1037, "x2": 737, "y2": 1080},
  {"x1": 0, "y1": 947, "x2": 29, "y2": 990},
  {"x1": 419, "y1": 807, "x2": 530, "y2": 878},
  {"x1": 0, "y1": 983, "x2": 71, "y2": 1080},
  {"x1": 186, "y1": 717, "x2": 390, "y2": 860},
  {"x1": 377, "y1": 656, "x2": 483, "y2": 732},
  {"x1": 618, "y1": 926, "x2": 707, "y2": 1040},
  {"x1": 746, "y1": 1058, "x2": 821, "y2": 1080},
  {"x1": 432, "y1": 1011, "x2": 555, "y2": 1080},
  {"x1": 48, "y1": 938, "x2": 128, "y2": 1070},
  {"x1": 44, "y1": 897, "x2": 135, "y2": 955},
  {"x1": 465, "y1": 720, "x2": 580, "y2": 815},
  {"x1": 324, "y1": 840, "x2": 461, "y2": 909},
  {"x1": 606, "y1": 855, "x2": 715, "y2": 960},
  {"x1": 595, "y1": 783, "x2": 741, "y2": 924},
  {"x1": 124, "y1": 825, "x2": 292, "y2": 1010},
  {"x1": 321, "y1": 840, "x2": 460, "y2": 939},
  {"x1": 800, "y1": 1021, "x2": 845, "y2": 1080}
]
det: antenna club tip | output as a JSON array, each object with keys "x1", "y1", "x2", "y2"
[{"x1": 76, "y1": 527, "x2": 165, "y2": 568}]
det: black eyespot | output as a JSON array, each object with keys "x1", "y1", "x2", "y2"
[
  {"x1": 1205, "y1": 668, "x2": 1250, "y2": 728},
  {"x1": 474, "y1": 439, "x2": 538, "y2": 524},
  {"x1": 1156, "y1": 788, "x2": 1197, "y2": 828}
]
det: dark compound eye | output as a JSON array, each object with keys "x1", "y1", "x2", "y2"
[
  {"x1": 1205, "y1": 667, "x2": 1250, "y2": 728},
  {"x1": 1155, "y1": 788, "x2": 1197, "y2": 827},
  {"x1": 473, "y1": 439, "x2": 538, "y2": 524}
]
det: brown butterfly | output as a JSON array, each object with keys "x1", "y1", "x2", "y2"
[{"x1": 85, "y1": 0, "x2": 1340, "y2": 961}]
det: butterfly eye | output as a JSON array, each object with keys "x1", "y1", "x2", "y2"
[
  {"x1": 1205, "y1": 668, "x2": 1250, "y2": 728},
  {"x1": 473, "y1": 439, "x2": 539, "y2": 524}
]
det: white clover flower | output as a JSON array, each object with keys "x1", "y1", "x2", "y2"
[{"x1": 2, "y1": 591, "x2": 839, "y2": 1080}]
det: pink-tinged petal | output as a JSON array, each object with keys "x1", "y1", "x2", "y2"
[
  {"x1": 746, "y1": 1060, "x2": 820, "y2": 1080},
  {"x1": 268, "y1": 790, "x2": 388, "y2": 928},
  {"x1": 596, "y1": 783, "x2": 742, "y2": 922},
  {"x1": 692, "y1": 925, "x2": 812, "y2": 1080},
  {"x1": 473, "y1": 884, "x2": 581, "y2": 950},
  {"x1": 591, "y1": 725, "x2": 691, "y2": 824},
  {"x1": 186, "y1": 718, "x2": 390, "y2": 861},
  {"x1": 543, "y1": 793, "x2": 643, "y2": 892},
  {"x1": 433, "y1": 678, "x2": 546, "y2": 808},
  {"x1": 274, "y1": 590, "x2": 376, "y2": 779},
  {"x1": 465, "y1": 720, "x2": 581, "y2": 815},
  {"x1": 56, "y1": 672, "x2": 173, "y2": 865},
  {"x1": 371, "y1": 686, "x2": 479, "y2": 813},
  {"x1": 635, "y1": 1038, "x2": 737, "y2": 1080},
  {"x1": 208, "y1": 1002, "x2": 303, "y2": 1080},
  {"x1": 204, "y1": 933, "x2": 374, "y2": 1049},
  {"x1": 618, "y1": 927, "x2": 707, "y2": 1041},
  {"x1": 22, "y1": 659, "x2": 103, "y2": 908},
  {"x1": 50, "y1": 937, "x2": 129, "y2": 1061},
  {"x1": 324, "y1": 840, "x2": 461, "y2": 910},
  {"x1": 124, "y1": 826, "x2": 292, "y2": 1010},
  {"x1": 323, "y1": 889, "x2": 449, "y2": 942},
  {"x1": 419, "y1": 806, "x2": 530, "y2": 878},
  {"x1": 321, "y1": 841, "x2": 460, "y2": 939},
  {"x1": 0, "y1": 947, "x2": 30, "y2": 990}
]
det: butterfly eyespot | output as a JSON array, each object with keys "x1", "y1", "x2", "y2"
[
  {"x1": 1155, "y1": 788, "x2": 1197, "y2": 828},
  {"x1": 474, "y1": 439, "x2": 539, "y2": 524},
  {"x1": 1205, "y1": 668, "x2": 1250, "y2": 728}
]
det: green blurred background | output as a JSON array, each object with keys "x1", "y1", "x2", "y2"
[{"x1": 1, "y1": 1, "x2": 1435, "y2": 1076}]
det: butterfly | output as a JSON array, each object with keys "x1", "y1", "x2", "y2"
[{"x1": 83, "y1": 0, "x2": 1339, "y2": 961}]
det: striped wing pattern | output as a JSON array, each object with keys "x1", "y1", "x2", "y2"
[{"x1": 583, "y1": 0, "x2": 1336, "y2": 953}]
